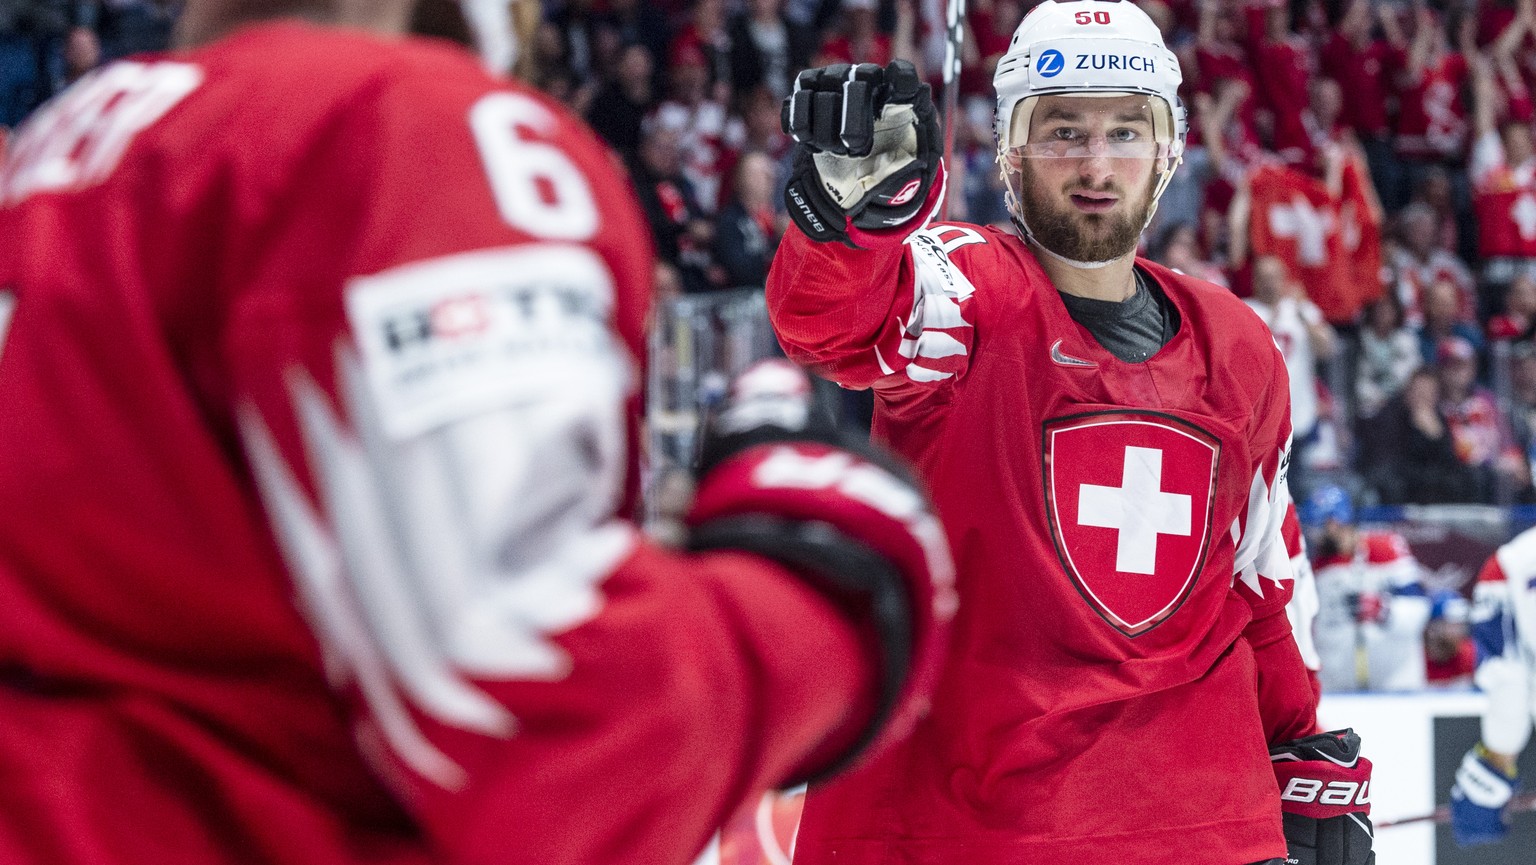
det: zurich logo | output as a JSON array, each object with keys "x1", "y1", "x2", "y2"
[{"x1": 1037, "y1": 49, "x2": 1065, "y2": 77}]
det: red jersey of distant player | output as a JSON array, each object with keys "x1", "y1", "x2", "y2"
[
  {"x1": 768, "y1": 223, "x2": 1314, "y2": 865},
  {"x1": 0, "y1": 22, "x2": 876, "y2": 865}
]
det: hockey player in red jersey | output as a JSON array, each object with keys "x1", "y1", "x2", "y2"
[
  {"x1": 0, "y1": 2, "x2": 956, "y2": 864},
  {"x1": 768, "y1": 1, "x2": 1373, "y2": 863}
]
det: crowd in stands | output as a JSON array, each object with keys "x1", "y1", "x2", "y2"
[
  {"x1": 18, "y1": 0, "x2": 1536, "y2": 513},
  {"x1": 0, "y1": 1, "x2": 176, "y2": 128},
  {"x1": 519, "y1": 0, "x2": 1536, "y2": 512}
]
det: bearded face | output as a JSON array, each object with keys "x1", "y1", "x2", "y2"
[
  {"x1": 1015, "y1": 157, "x2": 1156, "y2": 264},
  {"x1": 1002, "y1": 93, "x2": 1169, "y2": 265}
]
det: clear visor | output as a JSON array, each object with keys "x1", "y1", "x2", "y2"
[{"x1": 1001, "y1": 92, "x2": 1175, "y2": 165}]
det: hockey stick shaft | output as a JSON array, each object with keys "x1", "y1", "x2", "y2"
[
  {"x1": 1376, "y1": 790, "x2": 1536, "y2": 829},
  {"x1": 941, "y1": 0, "x2": 965, "y2": 220}
]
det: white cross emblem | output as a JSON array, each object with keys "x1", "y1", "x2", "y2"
[
  {"x1": 1268, "y1": 194, "x2": 1335, "y2": 266},
  {"x1": 1077, "y1": 446, "x2": 1193, "y2": 575},
  {"x1": 1513, "y1": 193, "x2": 1536, "y2": 241}
]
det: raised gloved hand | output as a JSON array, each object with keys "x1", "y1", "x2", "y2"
[
  {"x1": 780, "y1": 60, "x2": 944, "y2": 248},
  {"x1": 1450, "y1": 744, "x2": 1519, "y2": 846},
  {"x1": 1271, "y1": 729, "x2": 1375, "y2": 865},
  {"x1": 687, "y1": 359, "x2": 955, "y2": 782}
]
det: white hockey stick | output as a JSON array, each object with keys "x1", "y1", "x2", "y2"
[{"x1": 941, "y1": 0, "x2": 966, "y2": 220}]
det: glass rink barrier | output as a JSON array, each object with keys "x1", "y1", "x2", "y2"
[{"x1": 644, "y1": 287, "x2": 781, "y2": 536}]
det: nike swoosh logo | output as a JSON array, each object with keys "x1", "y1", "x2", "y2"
[{"x1": 1050, "y1": 339, "x2": 1097, "y2": 368}]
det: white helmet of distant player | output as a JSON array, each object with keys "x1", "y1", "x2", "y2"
[{"x1": 992, "y1": 0, "x2": 1186, "y2": 264}]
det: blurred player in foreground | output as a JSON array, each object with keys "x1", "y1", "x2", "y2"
[
  {"x1": 0, "y1": 1, "x2": 954, "y2": 863},
  {"x1": 1451, "y1": 524, "x2": 1536, "y2": 846},
  {"x1": 767, "y1": 0, "x2": 1372, "y2": 862}
]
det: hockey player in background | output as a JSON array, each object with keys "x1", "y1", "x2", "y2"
[
  {"x1": 0, "y1": 1, "x2": 957, "y2": 863},
  {"x1": 1304, "y1": 485, "x2": 1435, "y2": 693},
  {"x1": 767, "y1": 1, "x2": 1373, "y2": 863},
  {"x1": 1451, "y1": 523, "x2": 1536, "y2": 846}
]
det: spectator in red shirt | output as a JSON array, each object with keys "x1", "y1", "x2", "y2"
[
  {"x1": 1489, "y1": 274, "x2": 1536, "y2": 340},
  {"x1": 1424, "y1": 592, "x2": 1476, "y2": 688},
  {"x1": 1321, "y1": 0, "x2": 1407, "y2": 207},
  {"x1": 964, "y1": 0, "x2": 1025, "y2": 98},
  {"x1": 815, "y1": 0, "x2": 892, "y2": 67},
  {"x1": 670, "y1": 0, "x2": 733, "y2": 98},
  {"x1": 1468, "y1": 17, "x2": 1536, "y2": 316},
  {"x1": 1195, "y1": 0, "x2": 1261, "y2": 155},
  {"x1": 1393, "y1": 202, "x2": 1478, "y2": 326},
  {"x1": 1393, "y1": 8, "x2": 1472, "y2": 168},
  {"x1": 1246, "y1": 0, "x2": 1316, "y2": 166},
  {"x1": 1437, "y1": 336, "x2": 1529, "y2": 502}
]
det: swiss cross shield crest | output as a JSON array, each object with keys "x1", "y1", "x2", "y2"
[{"x1": 1043, "y1": 410, "x2": 1221, "y2": 637}]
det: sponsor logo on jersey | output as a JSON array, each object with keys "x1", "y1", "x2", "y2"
[
  {"x1": 889, "y1": 177, "x2": 923, "y2": 207},
  {"x1": 1074, "y1": 53, "x2": 1157, "y2": 73},
  {"x1": 1036, "y1": 49, "x2": 1065, "y2": 78},
  {"x1": 348, "y1": 244, "x2": 628, "y2": 439},
  {"x1": 1043, "y1": 410, "x2": 1221, "y2": 637}
]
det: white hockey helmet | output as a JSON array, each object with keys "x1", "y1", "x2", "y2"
[{"x1": 992, "y1": 0, "x2": 1186, "y2": 225}]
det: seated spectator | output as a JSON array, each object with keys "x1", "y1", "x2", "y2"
[
  {"x1": 598, "y1": 0, "x2": 670, "y2": 86},
  {"x1": 628, "y1": 116, "x2": 722, "y2": 294},
  {"x1": 1393, "y1": 202, "x2": 1476, "y2": 327},
  {"x1": 1245, "y1": 256, "x2": 1336, "y2": 495},
  {"x1": 1304, "y1": 486, "x2": 1435, "y2": 692},
  {"x1": 728, "y1": 0, "x2": 794, "y2": 100},
  {"x1": 1360, "y1": 367, "x2": 1482, "y2": 503},
  {"x1": 713, "y1": 151, "x2": 782, "y2": 288},
  {"x1": 0, "y1": 1, "x2": 69, "y2": 128},
  {"x1": 1424, "y1": 591, "x2": 1476, "y2": 688},
  {"x1": 1356, "y1": 292, "x2": 1422, "y2": 419},
  {"x1": 1487, "y1": 272, "x2": 1536, "y2": 340},
  {"x1": 1407, "y1": 165, "x2": 1461, "y2": 262},
  {"x1": 587, "y1": 42, "x2": 655, "y2": 158},
  {"x1": 652, "y1": 39, "x2": 744, "y2": 214},
  {"x1": 815, "y1": 0, "x2": 891, "y2": 66},
  {"x1": 1437, "y1": 336, "x2": 1528, "y2": 501},
  {"x1": 1151, "y1": 221, "x2": 1229, "y2": 288},
  {"x1": 1415, "y1": 277, "x2": 1485, "y2": 365},
  {"x1": 1504, "y1": 340, "x2": 1536, "y2": 481},
  {"x1": 92, "y1": 0, "x2": 175, "y2": 61},
  {"x1": 669, "y1": 0, "x2": 732, "y2": 98}
]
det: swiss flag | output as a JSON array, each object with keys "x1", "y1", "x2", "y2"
[{"x1": 1248, "y1": 159, "x2": 1383, "y2": 324}]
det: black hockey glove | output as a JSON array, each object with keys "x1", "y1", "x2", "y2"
[
  {"x1": 781, "y1": 60, "x2": 944, "y2": 247},
  {"x1": 686, "y1": 360, "x2": 954, "y2": 783},
  {"x1": 1271, "y1": 730, "x2": 1376, "y2": 865}
]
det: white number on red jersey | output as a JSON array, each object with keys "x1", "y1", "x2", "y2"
[
  {"x1": 0, "y1": 61, "x2": 202, "y2": 205},
  {"x1": 469, "y1": 93, "x2": 599, "y2": 241}
]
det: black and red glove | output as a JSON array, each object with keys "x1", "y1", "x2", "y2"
[
  {"x1": 1270, "y1": 729, "x2": 1376, "y2": 865},
  {"x1": 687, "y1": 360, "x2": 955, "y2": 783},
  {"x1": 780, "y1": 60, "x2": 945, "y2": 249}
]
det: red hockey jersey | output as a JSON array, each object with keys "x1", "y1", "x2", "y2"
[
  {"x1": 0, "y1": 22, "x2": 879, "y2": 865},
  {"x1": 767, "y1": 224, "x2": 1314, "y2": 864}
]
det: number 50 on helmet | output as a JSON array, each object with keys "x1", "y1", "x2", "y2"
[{"x1": 991, "y1": 0, "x2": 1187, "y2": 226}]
